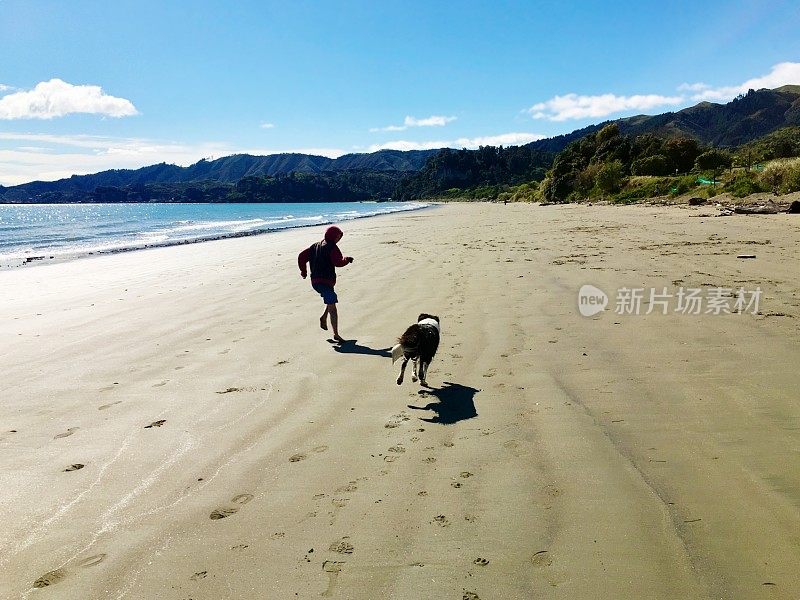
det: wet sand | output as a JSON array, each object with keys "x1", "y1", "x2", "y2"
[{"x1": 1, "y1": 202, "x2": 799, "y2": 599}]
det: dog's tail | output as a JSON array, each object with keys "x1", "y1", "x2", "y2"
[{"x1": 391, "y1": 344, "x2": 404, "y2": 364}]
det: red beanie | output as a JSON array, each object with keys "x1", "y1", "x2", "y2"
[{"x1": 324, "y1": 226, "x2": 343, "y2": 242}]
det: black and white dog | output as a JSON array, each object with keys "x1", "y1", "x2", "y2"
[{"x1": 392, "y1": 313, "x2": 440, "y2": 386}]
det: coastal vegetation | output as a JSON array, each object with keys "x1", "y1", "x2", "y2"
[{"x1": 401, "y1": 124, "x2": 800, "y2": 204}]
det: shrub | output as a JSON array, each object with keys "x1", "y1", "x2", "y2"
[
  {"x1": 759, "y1": 158, "x2": 800, "y2": 193},
  {"x1": 726, "y1": 173, "x2": 769, "y2": 197},
  {"x1": 595, "y1": 160, "x2": 625, "y2": 194},
  {"x1": 631, "y1": 154, "x2": 674, "y2": 176}
]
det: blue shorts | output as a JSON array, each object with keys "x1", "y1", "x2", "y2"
[{"x1": 312, "y1": 283, "x2": 338, "y2": 305}]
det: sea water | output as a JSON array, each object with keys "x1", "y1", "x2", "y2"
[{"x1": 0, "y1": 201, "x2": 428, "y2": 268}]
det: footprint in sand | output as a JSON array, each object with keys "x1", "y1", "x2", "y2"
[
  {"x1": 210, "y1": 507, "x2": 239, "y2": 520},
  {"x1": 328, "y1": 536, "x2": 354, "y2": 554},
  {"x1": 432, "y1": 515, "x2": 450, "y2": 527},
  {"x1": 190, "y1": 571, "x2": 208, "y2": 580},
  {"x1": 385, "y1": 412, "x2": 411, "y2": 429},
  {"x1": 98, "y1": 401, "x2": 122, "y2": 410},
  {"x1": 144, "y1": 420, "x2": 166, "y2": 429},
  {"x1": 321, "y1": 561, "x2": 345, "y2": 597},
  {"x1": 32, "y1": 569, "x2": 67, "y2": 588},
  {"x1": 63, "y1": 463, "x2": 84, "y2": 472},
  {"x1": 152, "y1": 380, "x2": 168, "y2": 388},
  {"x1": 290, "y1": 446, "x2": 327, "y2": 463},
  {"x1": 473, "y1": 557, "x2": 489, "y2": 566},
  {"x1": 32, "y1": 554, "x2": 106, "y2": 588},
  {"x1": 503, "y1": 440, "x2": 523, "y2": 456},
  {"x1": 531, "y1": 550, "x2": 553, "y2": 567},
  {"x1": 209, "y1": 493, "x2": 253, "y2": 520},
  {"x1": 544, "y1": 485, "x2": 562, "y2": 498},
  {"x1": 54, "y1": 427, "x2": 79, "y2": 439},
  {"x1": 463, "y1": 591, "x2": 481, "y2": 600},
  {"x1": 388, "y1": 445, "x2": 406, "y2": 453}
]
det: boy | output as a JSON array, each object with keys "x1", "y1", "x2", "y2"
[{"x1": 298, "y1": 225, "x2": 354, "y2": 342}]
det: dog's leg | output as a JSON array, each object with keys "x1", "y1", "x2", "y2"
[
  {"x1": 411, "y1": 358, "x2": 418, "y2": 383},
  {"x1": 419, "y1": 360, "x2": 428, "y2": 386},
  {"x1": 396, "y1": 358, "x2": 408, "y2": 385}
]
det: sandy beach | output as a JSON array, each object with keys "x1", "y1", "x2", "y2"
[{"x1": 2, "y1": 202, "x2": 799, "y2": 600}]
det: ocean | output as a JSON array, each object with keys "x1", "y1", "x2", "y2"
[{"x1": 0, "y1": 201, "x2": 429, "y2": 268}]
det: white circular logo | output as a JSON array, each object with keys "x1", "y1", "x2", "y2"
[{"x1": 578, "y1": 284, "x2": 608, "y2": 317}]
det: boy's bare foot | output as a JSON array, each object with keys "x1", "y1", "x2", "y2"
[
  {"x1": 333, "y1": 335, "x2": 346, "y2": 344},
  {"x1": 320, "y1": 317, "x2": 328, "y2": 330}
]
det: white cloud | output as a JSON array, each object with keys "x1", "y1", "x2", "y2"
[
  {"x1": 404, "y1": 115, "x2": 456, "y2": 127},
  {"x1": 677, "y1": 82, "x2": 710, "y2": 93},
  {"x1": 681, "y1": 61, "x2": 800, "y2": 102},
  {"x1": 370, "y1": 114, "x2": 456, "y2": 132},
  {"x1": 260, "y1": 122, "x2": 275, "y2": 129},
  {"x1": 0, "y1": 84, "x2": 15, "y2": 92},
  {"x1": 367, "y1": 140, "x2": 450, "y2": 152},
  {"x1": 369, "y1": 124, "x2": 407, "y2": 132},
  {"x1": 366, "y1": 131, "x2": 544, "y2": 153},
  {"x1": 0, "y1": 78, "x2": 138, "y2": 120},
  {"x1": 528, "y1": 93, "x2": 684, "y2": 121},
  {"x1": 454, "y1": 132, "x2": 545, "y2": 147}
]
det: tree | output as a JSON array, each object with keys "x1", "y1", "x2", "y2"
[
  {"x1": 695, "y1": 149, "x2": 733, "y2": 171},
  {"x1": 664, "y1": 137, "x2": 701, "y2": 173},
  {"x1": 596, "y1": 123, "x2": 620, "y2": 145},
  {"x1": 631, "y1": 154, "x2": 674, "y2": 176},
  {"x1": 595, "y1": 160, "x2": 625, "y2": 193}
]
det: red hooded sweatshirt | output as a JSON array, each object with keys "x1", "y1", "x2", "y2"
[{"x1": 297, "y1": 226, "x2": 351, "y2": 286}]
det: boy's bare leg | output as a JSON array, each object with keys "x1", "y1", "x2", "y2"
[
  {"x1": 329, "y1": 304, "x2": 344, "y2": 342},
  {"x1": 319, "y1": 306, "x2": 329, "y2": 330}
]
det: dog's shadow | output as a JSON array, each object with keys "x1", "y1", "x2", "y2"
[
  {"x1": 331, "y1": 339, "x2": 392, "y2": 358},
  {"x1": 408, "y1": 381, "x2": 479, "y2": 424}
]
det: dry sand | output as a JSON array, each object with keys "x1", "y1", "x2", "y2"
[{"x1": 1, "y1": 202, "x2": 799, "y2": 600}]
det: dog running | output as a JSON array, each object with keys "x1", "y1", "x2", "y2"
[{"x1": 392, "y1": 313, "x2": 441, "y2": 386}]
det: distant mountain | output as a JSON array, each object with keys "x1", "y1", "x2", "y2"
[
  {"x1": 528, "y1": 86, "x2": 800, "y2": 153},
  {"x1": 1, "y1": 149, "x2": 439, "y2": 202}
]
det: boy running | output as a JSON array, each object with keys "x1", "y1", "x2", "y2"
[{"x1": 298, "y1": 225, "x2": 354, "y2": 342}]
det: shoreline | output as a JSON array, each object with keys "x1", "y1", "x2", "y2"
[{"x1": 0, "y1": 201, "x2": 435, "y2": 270}]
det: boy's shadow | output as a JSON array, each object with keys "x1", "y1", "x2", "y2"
[
  {"x1": 331, "y1": 339, "x2": 392, "y2": 358},
  {"x1": 408, "y1": 381, "x2": 479, "y2": 424}
]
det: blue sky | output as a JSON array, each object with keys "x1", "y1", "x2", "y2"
[{"x1": 1, "y1": 0, "x2": 799, "y2": 185}]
